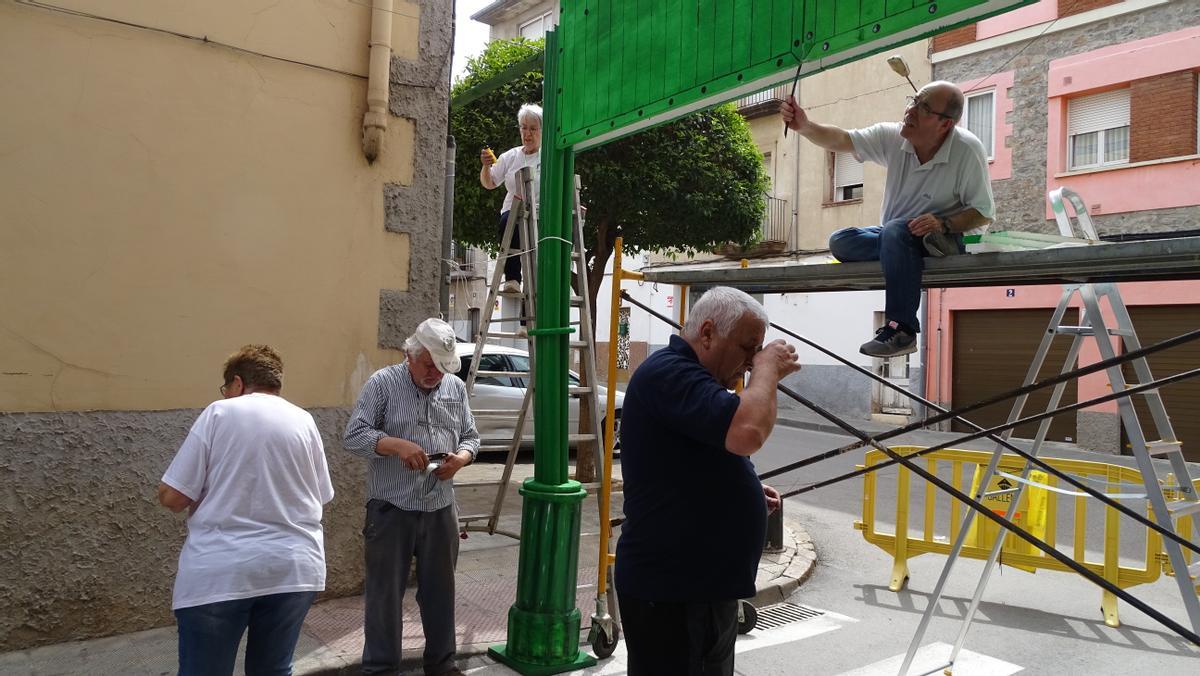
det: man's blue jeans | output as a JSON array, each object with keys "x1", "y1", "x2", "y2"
[
  {"x1": 175, "y1": 590, "x2": 317, "y2": 676},
  {"x1": 828, "y1": 217, "x2": 963, "y2": 333}
]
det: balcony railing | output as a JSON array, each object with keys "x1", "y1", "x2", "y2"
[
  {"x1": 761, "y1": 195, "x2": 791, "y2": 245},
  {"x1": 737, "y1": 84, "x2": 789, "y2": 117}
]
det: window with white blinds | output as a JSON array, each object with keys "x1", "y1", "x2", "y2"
[
  {"x1": 519, "y1": 11, "x2": 555, "y2": 39},
  {"x1": 832, "y1": 151, "x2": 863, "y2": 202},
  {"x1": 1068, "y1": 89, "x2": 1130, "y2": 169},
  {"x1": 963, "y1": 91, "x2": 995, "y2": 159}
]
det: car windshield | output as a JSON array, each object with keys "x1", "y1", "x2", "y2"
[
  {"x1": 508, "y1": 354, "x2": 579, "y2": 385},
  {"x1": 457, "y1": 353, "x2": 510, "y2": 385}
]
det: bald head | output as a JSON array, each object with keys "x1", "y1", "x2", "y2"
[{"x1": 920, "y1": 81, "x2": 965, "y2": 123}]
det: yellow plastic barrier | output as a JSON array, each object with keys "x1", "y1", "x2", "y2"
[
  {"x1": 965, "y1": 467, "x2": 1049, "y2": 573},
  {"x1": 853, "y1": 446, "x2": 1187, "y2": 627}
]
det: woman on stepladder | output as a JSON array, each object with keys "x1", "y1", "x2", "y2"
[{"x1": 479, "y1": 103, "x2": 542, "y2": 302}]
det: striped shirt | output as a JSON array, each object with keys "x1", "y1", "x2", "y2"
[{"x1": 344, "y1": 363, "x2": 480, "y2": 511}]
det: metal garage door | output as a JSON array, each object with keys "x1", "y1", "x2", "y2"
[
  {"x1": 1120, "y1": 305, "x2": 1200, "y2": 462},
  {"x1": 952, "y1": 308, "x2": 1078, "y2": 442}
]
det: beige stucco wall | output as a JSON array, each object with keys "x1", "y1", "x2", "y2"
[
  {"x1": 0, "y1": 0, "x2": 453, "y2": 651},
  {"x1": 0, "y1": 0, "x2": 425, "y2": 413}
]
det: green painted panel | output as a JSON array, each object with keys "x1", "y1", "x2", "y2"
[
  {"x1": 663, "y1": 0, "x2": 684, "y2": 109},
  {"x1": 730, "y1": 1, "x2": 752, "y2": 72},
  {"x1": 557, "y1": 0, "x2": 1036, "y2": 149},
  {"x1": 862, "y1": 0, "x2": 887, "y2": 24}
]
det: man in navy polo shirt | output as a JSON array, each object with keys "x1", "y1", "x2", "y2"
[{"x1": 615, "y1": 286, "x2": 800, "y2": 675}]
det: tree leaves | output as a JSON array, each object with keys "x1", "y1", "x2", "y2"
[{"x1": 450, "y1": 38, "x2": 768, "y2": 261}]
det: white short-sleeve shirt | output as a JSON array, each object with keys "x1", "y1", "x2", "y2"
[
  {"x1": 162, "y1": 393, "x2": 334, "y2": 610},
  {"x1": 849, "y1": 122, "x2": 995, "y2": 230},
  {"x1": 489, "y1": 146, "x2": 541, "y2": 214}
]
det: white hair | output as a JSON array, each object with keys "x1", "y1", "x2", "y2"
[
  {"x1": 517, "y1": 104, "x2": 543, "y2": 127},
  {"x1": 402, "y1": 335, "x2": 427, "y2": 360},
  {"x1": 682, "y1": 287, "x2": 768, "y2": 340}
]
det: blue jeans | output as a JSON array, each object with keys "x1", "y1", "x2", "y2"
[
  {"x1": 828, "y1": 217, "x2": 963, "y2": 333},
  {"x1": 175, "y1": 591, "x2": 317, "y2": 676}
]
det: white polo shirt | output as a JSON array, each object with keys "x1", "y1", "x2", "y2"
[
  {"x1": 849, "y1": 122, "x2": 995, "y2": 229},
  {"x1": 162, "y1": 393, "x2": 334, "y2": 610},
  {"x1": 488, "y1": 145, "x2": 541, "y2": 214}
]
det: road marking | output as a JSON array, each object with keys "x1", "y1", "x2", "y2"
[
  {"x1": 465, "y1": 607, "x2": 858, "y2": 674},
  {"x1": 836, "y1": 642, "x2": 1023, "y2": 676},
  {"x1": 735, "y1": 608, "x2": 859, "y2": 654}
]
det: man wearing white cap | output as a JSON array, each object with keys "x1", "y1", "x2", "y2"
[{"x1": 345, "y1": 318, "x2": 480, "y2": 676}]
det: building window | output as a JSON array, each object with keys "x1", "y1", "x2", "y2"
[
  {"x1": 1068, "y1": 88, "x2": 1130, "y2": 170},
  {"x1": 832, "y1": 151, "x2": 863, "y2": 202},
  {"x1": 962, "y1": 90, "x2": 995, "y2": 159},
  {"x1": 519, "y1": 11, "x2": 555, "y2": 39}
]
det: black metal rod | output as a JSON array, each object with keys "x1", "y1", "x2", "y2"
[
  {"x1": 620, "y1": 289, "x2": 1200, "y2": 644},
  {"x1": 776, "y1": 383, "x2": 1200, "y2": 646},
  {"x1": 793, "y1": 325, "x2": 1200, "y2": 457},
  {"x1": 620, "y1": 291, "x2": 1200, "y2": 557},
  {"x1": 770, "y1": 367, "x2": 1200, "y2": 486},
  {"x1": 765, "y1": 322, "x2": 1200, "y2": 555}
]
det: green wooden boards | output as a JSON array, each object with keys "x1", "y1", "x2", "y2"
[{"x1": 556, "y1": 0, "x2": 1035, "y2": 150}]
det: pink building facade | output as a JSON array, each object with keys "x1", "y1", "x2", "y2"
[{"x1": 930, "y1": 0, "x2": 1200, "y2": 457}]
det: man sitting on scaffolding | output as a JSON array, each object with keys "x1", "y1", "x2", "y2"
[{"x1": 782, "y1": 81, "x2": 994, "y2": 358}]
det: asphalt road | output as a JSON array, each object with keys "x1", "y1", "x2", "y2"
[{"x1": 735, "y1": 423, "x2": 1200, "y2": 675}]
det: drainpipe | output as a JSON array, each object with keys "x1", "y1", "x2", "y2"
[
  {"x1": 441, "y1": 135, "x2": 456, "y2": 314},
  {"x1": 362, "y1": 0, "x2": 393, "y2": 163}
]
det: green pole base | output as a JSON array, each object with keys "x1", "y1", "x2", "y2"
[
  {"x1": 487, "y1": 643, "x2": 597, "y2": 675},
  {"x1": 491, "y1": 480, "x2": 593, "y2": 673}
]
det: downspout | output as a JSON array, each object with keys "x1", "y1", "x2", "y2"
[
  {"x1": 441, "y1": 135, "x2": 456, "y2": 314},
  {"x1": 362, "y1": 0, "x2": 393, "y2": 163}
]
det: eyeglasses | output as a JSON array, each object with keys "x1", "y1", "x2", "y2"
[
  {"x1": 219, "y1": 381, "x2": 233, "y2": 396},
  {"x1": 905, "y1": 95, "x2": 954, "y2": 120}
]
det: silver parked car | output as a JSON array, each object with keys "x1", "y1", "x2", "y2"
[{"x1": 454, "y1": 343, "x2": 623, "y2": 451}]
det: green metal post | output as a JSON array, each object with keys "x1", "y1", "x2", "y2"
[{"x1": 489, "y1": 28, "x2": 595, "y2": 675}]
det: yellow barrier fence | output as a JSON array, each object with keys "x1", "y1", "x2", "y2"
[{"x1": 854, "y1": 446, "x2": 1199, "y2": 627}]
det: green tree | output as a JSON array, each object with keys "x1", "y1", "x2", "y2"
[{"x1": 451, "y1": 38, "x2": 769, "y2": 325}]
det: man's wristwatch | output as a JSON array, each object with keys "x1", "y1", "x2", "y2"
[{"x1": 938, "y1": 216, "x2": 952, "y2": 235}]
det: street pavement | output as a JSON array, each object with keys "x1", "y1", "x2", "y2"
[
  {"x1": 0, "y1": 431, "x2": 816, "y2": 676},
  {"x1": 5, "y1": 406, "x2": 1199, "y2": 675},
  {"x1": 739, "y1": 417, "x2": 1200, "y2": 674}
]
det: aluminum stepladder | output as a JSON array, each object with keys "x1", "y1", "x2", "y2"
[
  {"x1": 459, "y1": 168, "x2": 610, "y2": 543},
  {"x1": 898, "y1": 187, "x2": 1200, "y2": 675}
]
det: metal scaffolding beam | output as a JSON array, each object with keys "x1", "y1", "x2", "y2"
[{"x1": 639, "y1": 236, "x2": 1200, "y2": 293}]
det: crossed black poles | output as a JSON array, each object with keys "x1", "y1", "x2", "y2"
[{"x1": 618, "y1": 290, "x2": 1200, "y2": 645}]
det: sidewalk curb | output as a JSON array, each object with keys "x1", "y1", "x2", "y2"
[
  {"x1": 776, "y1": 414, "x2": 859, "y2": 437},
  {"x1": 750, "y1": 520, "x2": 817, "y2": 608},
  {"x1": 307, "y1": 520, "x2": 818, "y2": 675}
]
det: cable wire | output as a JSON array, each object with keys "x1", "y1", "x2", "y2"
[{"x1": 16, "y1": 0, "x2": 368, "y2": 80}]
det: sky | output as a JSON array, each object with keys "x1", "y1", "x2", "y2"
[{"x1": 452, "y1": 0, "x2": 492, "y2": 85}]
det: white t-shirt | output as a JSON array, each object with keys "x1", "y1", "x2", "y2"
[
  {"x1": 849, "y1": 122, "x2": 995, "y2": 230},
  {"x1": 162, "y1": 393, "x2": 334, "y2": 610},
  {"x1": 489, "y1": 145, "x2": 541, "y2": 214}
]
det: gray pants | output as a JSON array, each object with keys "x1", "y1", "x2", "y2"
[{"x1": 361, "y1": 500, "x2": 459, "y2": 676}]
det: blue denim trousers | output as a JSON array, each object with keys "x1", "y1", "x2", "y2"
[
  {"x1": 828, "y1": 217, "x2": 963, "y2": 333},
  {"x1": 175, "y1": 590, "x2": 317, "y2": 676}
]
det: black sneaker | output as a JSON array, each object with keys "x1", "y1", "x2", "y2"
[
  {"x1": 922, "y1": 230, "x2": 959, "y2": 258},
  {"x1": 860, "y1": 322, "x2": 917, "y2": 357}
]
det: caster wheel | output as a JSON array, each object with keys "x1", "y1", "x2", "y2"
[
  {"x1": 737, "y1": 600, "x2": 758, "y2": 634},
  {"x1": 592, "y1": 625, "x2": 620, "y2": 658}
]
